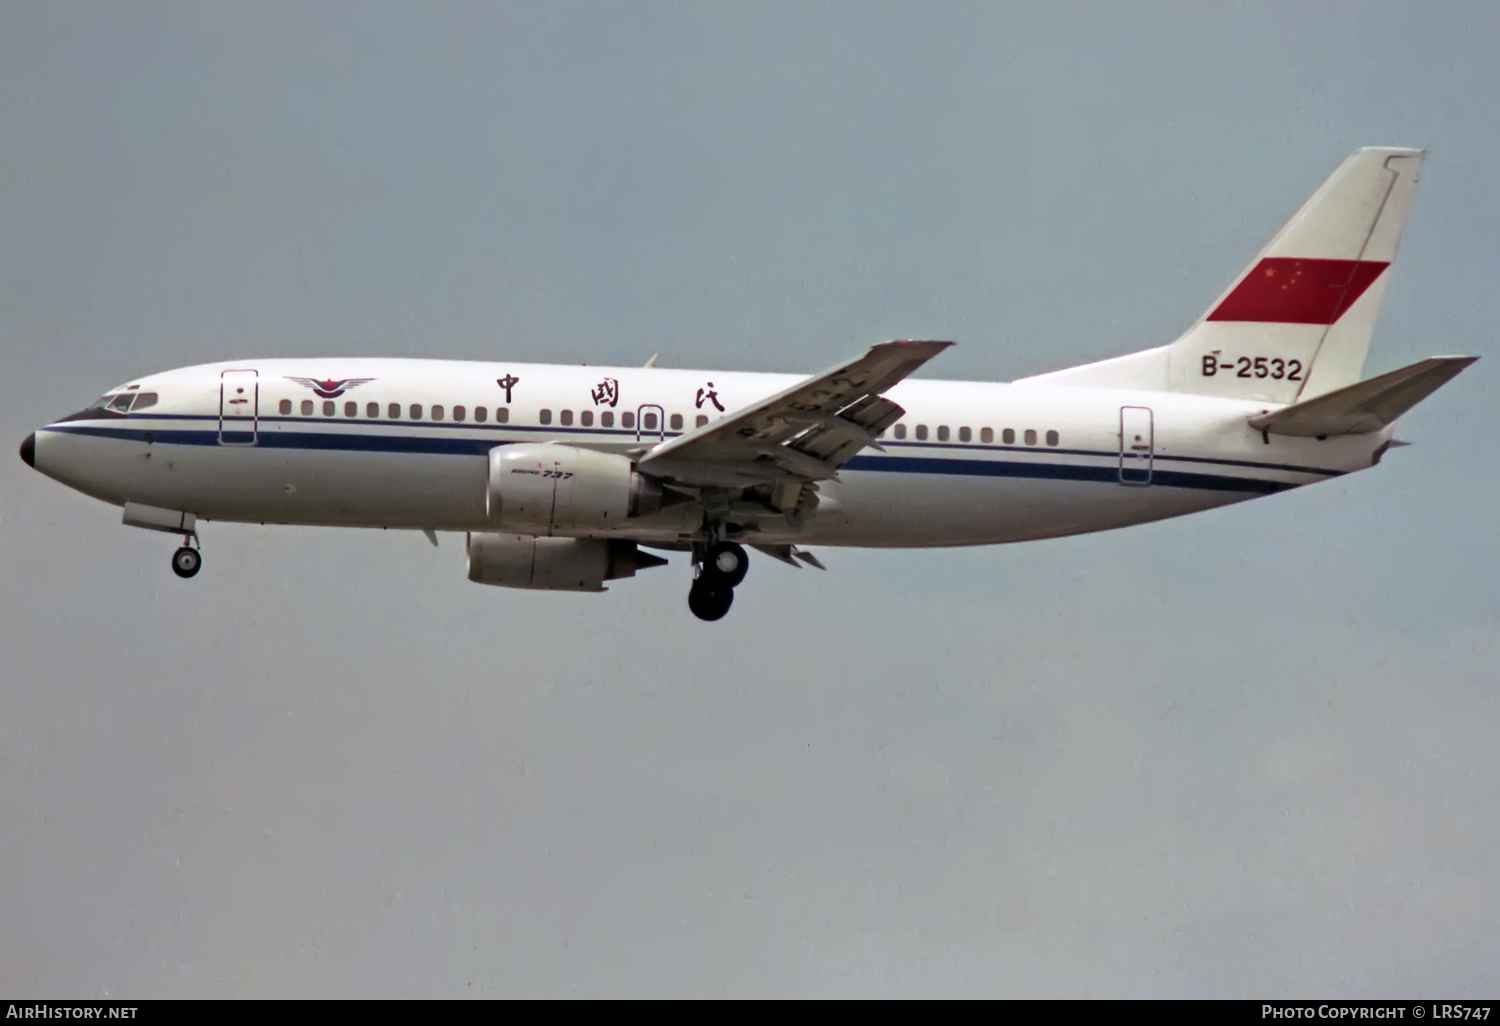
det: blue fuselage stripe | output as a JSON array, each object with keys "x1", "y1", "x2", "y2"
[
  {"x1": 842, "y1": 454, "x2": 1293, "y2": 494},
  {"x1": 46, "y1": 420, "x2": 1328, "y2": 495}
]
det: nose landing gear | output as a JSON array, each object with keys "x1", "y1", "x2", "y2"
[
  {"x1": 170, "y1": 533, "x2": 202, "y2": 579},
  {"x1": 688, "y1": 540, "x2": 747, "y2": 621},
  {"x1": 120, "y1": 504, "x2": 204, "y2": 580},
  {"x1": 171, "y1": 545, "x2": 202, "y2": 579}
]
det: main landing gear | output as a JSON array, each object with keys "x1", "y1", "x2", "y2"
[
  {"x1": 688, "y1": 540, "x2": 747, "y2": 622},
  {"x1": 171, "y1": 535, "x2": 202, "y2": 579}
]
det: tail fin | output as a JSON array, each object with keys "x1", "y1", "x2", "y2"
[{"x1": 1019, "y1": 147, "x2": 1425, "y2": 402}]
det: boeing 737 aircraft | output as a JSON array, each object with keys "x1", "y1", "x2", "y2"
[{"x1": 19, "y1": 147, "x2": 1476, "y2": 620}]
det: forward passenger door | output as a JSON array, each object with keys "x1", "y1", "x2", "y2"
[{"x1": 219, "y1": 370, "x2": 259, "y2": 445}]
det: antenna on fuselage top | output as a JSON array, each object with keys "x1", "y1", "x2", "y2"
[{"x1": 643, "y1": 354, "x2": 659, "y2": 368}]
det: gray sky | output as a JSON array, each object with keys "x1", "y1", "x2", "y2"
[{"x1": 2, "y1": 1, "x2": 1497, "y2": 997}]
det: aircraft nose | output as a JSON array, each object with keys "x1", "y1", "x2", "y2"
[{"x1": 20, "y1": 432, "x2": 36, "y2": 468}]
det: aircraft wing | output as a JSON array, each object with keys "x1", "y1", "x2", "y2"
[
  {"x1": 637, "y1": 339, "x2": 953, "y2": 486},
  {"x1": 1248, "y1": 356, "x2": 1478, "y2": 437}
]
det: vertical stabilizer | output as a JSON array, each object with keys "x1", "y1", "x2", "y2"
[{"x1": 1018, "y1": 148, "x2": 1424, "y2": 401}]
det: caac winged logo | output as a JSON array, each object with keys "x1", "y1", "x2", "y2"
[{"x1": 285, "y1": 376, "x2": 376, "y2": 399}]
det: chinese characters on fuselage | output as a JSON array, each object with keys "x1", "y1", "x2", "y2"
[
  {"x1": 591, "y1": 377, "x2": 619, "y2": 407},
  {"x1": 696, "y1": 382, "x2": 724, "y2": 412}
]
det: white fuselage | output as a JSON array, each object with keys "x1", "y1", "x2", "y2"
[{"x1": 28, "y1": 357, "x2": 1387, "y2": 548}]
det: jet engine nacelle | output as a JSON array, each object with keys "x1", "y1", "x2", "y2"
[
  {"x1": 466, "y1": 534, "x2": 667, "y2": 591},
  {"x1": 487, "y1": 444, "x2": 662, "y2": 534}
]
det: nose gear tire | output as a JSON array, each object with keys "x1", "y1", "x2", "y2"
[{"x1": 171, "y1": 546, "x2": 202, "y2": 579}]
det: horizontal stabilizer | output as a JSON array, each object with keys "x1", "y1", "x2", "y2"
[{"x1": 1248, "y1": 356, "x2": 1477, "y2": 437}]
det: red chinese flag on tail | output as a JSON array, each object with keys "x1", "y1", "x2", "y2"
[{"x1": 1207, "y1": 257, "x2": 1388, "y2": 325}]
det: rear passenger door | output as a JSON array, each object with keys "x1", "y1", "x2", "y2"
[{"x1": 1118, "y1": 406, "x2": 1153, "y2": 485}]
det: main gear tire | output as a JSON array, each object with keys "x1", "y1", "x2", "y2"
[
  {"x1": 688, "y1": 580, "x2": 734, "y2": 621},
  {"x1": 703, "y1": 541, "x2": 748, "y2": 588}
]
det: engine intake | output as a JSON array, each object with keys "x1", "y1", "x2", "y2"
[
  {"x1": 466, "y1": 534, "x2": 668, "y2": 591},
  {"x1": 487, "y1": 444, "x2": 662, "y2": 534}
]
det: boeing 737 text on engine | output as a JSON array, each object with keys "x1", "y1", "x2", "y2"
[{"x1": 19, "y1": 148, "x2": 1476, "y2": 620}]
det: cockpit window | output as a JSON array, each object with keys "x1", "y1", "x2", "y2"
[{"x1": 89, "y1": 392, "x2": 158, "y2": 414}]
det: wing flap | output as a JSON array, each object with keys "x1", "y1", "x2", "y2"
[
  {"x1": 750, "y1": 544, "x2": 827, "y2": 569},
  {"x1": 1248, "y1": 356, "x2": 1477, "y2": 437}
]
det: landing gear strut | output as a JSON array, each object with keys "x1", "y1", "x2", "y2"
[
  {"x1": 688, "y1": 540, "x2": 747, "y2": 621},
  {"x1": 171, "y1": 534, "x2": 202, "y2": 579}
]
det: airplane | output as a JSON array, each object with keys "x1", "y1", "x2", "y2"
[{"x1": 18, "y1": 147, "x2": 1477, "y2": 621}]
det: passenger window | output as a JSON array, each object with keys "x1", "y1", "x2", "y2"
[
  {"x1": 893, "y1": 424, "x2": 906, "y2": 440},
  {"x1": 696, "y1": 414, "x2": 708, "y2": 428},
  {"x1": 643, "y1": 412, "x2": 658, "y2": 430},
  {"x1": 302, "y1": 400, "x2": 315, "y2": 416},
  {"x1": 388, "y1": 403, "x2": 401, "y2": 419},
  {"x1": 475, "y1": 407, "x2": 488, "y2": 423},
  {"x1": 580, "y1": 410, "x2": 593, "y2": 427},
  {"x1": 432, "y1": 405, "x2": 444, "y2": 421},
  {"x1": 410, "y1": 404, "x2": 423, "y2": 420},
  {"x1": 453, "y1": 405, "x2": 466, "y2": 422},
  {"x1": 560, "y1": 410, "x2": 573, "y2": 426},
  {"x1": 367, "y1": 402, "x2": 379, "y2": 418},
  {"x1": 621, "y1": 411, "x2": 635, "y2": 429},
  {"x1": 980, "y1": 427, "x2": 993, "y2": 444},
  {"x1": 280, "y1": 399, "x2": 292, "y2": 415},
  {"x1": 496, "y1": 407, "x2": 509, "y2": 424},
  {"x1": 1046, "y1": 430, "x2": 1059, "y2": 447},
  {"x1": 345, "y1": 401, "x2": 357, "y2": 417},
  {"x1": 937, "y1": 425, "x2": 950, "y2": 441},
  {"x1": 1024, "y1": 429, "x2": 1037, "y2": 445},
  {"x1": 670, "y1": 413, "x2": 683, "y2": 430},
  {"x1": 601, "y1": 411, "x2": 614, "y2": 428},
  {"x1": 539, "y1": 409, "x2": 552, "y2": 425},
  {"x1": 915, "y1": 424, "x2": 928, "y2": 441},
  {"x1": 959, "y1": 426, "x2": 971, "y2": 443},
  {"x1": 323, "y1": 400, "x2": 335, "y2": 416},
  {"x1": 1002, "y1": 428, "x2": 1015, "y2": 445}
]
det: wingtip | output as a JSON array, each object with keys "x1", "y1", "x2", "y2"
[
  {"x1": 1428, "y1": 355, "x2": 1480, "y2": 373},
  {"x1": 1354, "y1": 145, "x2": 1426, "y2": 160},
  {"x1": 874, "y1": 338, "x2": 957, "y2": 360}
]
